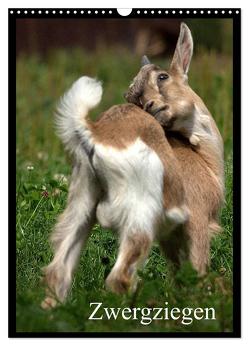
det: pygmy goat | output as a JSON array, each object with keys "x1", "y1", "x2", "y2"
[{"x1": 41, "y1": 23, "x2": 224, "y2": 309}]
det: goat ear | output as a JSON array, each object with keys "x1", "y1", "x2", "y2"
[
  {"x1": 141, "y1": 55, "x2": 151, "y2": 66},
  {"x1": 170, "y1": 23, "x2": 193, "y2": 75}
]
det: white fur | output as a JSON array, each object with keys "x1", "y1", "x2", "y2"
[
  {"x1": 189, "y1": 134, "x2": 200, "y2": 146},
  {"x1": 94, "y1": 138, "x2": 164, "y2": 238},
  {"x1": 55, "y1": 76, "x2": 102, "y2": 158},
  {"x1": 94, "y1": 139, "x2": 189, "y2": 240},
  {"x1": 165, "y1": 206, "x2": 189, "y2": 225},
  {"x1": 192, "y1": 106, "x2": 216, "y2": 141},
  {"x1": 172, "y1": 104, "x2": 220, "y2": 148},
  {"x1": 44, "y1": 162, "x2": 99, "y2": 301}
]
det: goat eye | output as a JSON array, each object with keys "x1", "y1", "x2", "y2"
[{"x1": 158, "y1": 73, "x2": 169, "y2": 81}]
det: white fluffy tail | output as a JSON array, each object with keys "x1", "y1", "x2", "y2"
[{"x1": 55, "y1": 76, "x2": 103, "y2": 157}]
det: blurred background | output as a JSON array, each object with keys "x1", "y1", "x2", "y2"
[
  {"x1": 16, "y1": 18, "x2": 233, "y2": 159},
  {"x1": 16, "y1": 18, "x2": 232, "y2": 56},
  {"x1": 16, "y1": 18, "x2": 233, "y2": 332}
]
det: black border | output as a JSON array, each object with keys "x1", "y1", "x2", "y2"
[
  {"x1": 232, "y1": 14, "x2": 241, "y2": 337},
  {"x1": 10, "y1": 8, "x2": 241, "y2": 338}
]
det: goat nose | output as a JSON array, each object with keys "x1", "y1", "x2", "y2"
[{"x1": 144, "y1": 100, "x2": 154, "y2": 111}]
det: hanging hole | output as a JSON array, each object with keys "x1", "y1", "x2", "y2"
[{"x1": 117, "y1": 8, "x2": 132, "y2": 16}]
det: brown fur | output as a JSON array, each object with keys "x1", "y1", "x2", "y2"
[{"x1": 106, "y1": 232, "x2": 151, "y2": 294}]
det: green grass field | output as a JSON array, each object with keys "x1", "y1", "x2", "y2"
[{"x1": 16, "y1": 48, "x2": 233, "y2": 333}]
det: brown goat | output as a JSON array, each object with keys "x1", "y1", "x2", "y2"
[{"x1": 41, "y1": 23, "x2": 224, "y2": 309}]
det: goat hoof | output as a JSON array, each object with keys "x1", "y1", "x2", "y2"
[
  {"x1": 105, "y1": 273, "x2": 131, "y2": 294},
  {"x1": 41, "y1": 296, "x2": 57, "y2": 310}
]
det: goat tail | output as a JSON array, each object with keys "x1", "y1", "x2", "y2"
[{"x1": 55, "y1": 76, "x2": 102, "y2": 159}]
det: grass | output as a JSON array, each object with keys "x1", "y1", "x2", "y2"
[{"x1": 16, "y1": 48, "x2": 233, "y2": 333}]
